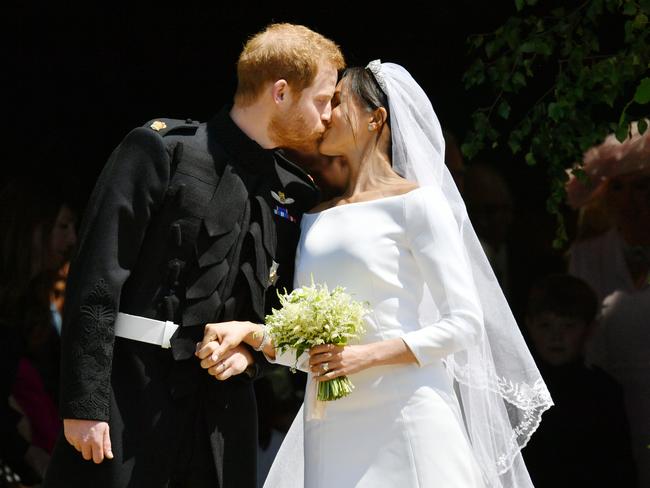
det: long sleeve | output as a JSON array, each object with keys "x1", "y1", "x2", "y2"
[
  {"x1": 59, "y1": 127, "x2": 171, "y2": 421},
  {"x1": 266, "y1": 348, "x2": 310, "y2": 373},
  {"x1": 401, "y1": 187, "x2": 483, "y2": 366}
]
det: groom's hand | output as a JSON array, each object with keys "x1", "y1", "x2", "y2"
[
  {"x1": 63, "y1": 419, "x2": 113, "y2": 463},
  {"x1": 197, "y1": 344, "x2": 254, "y2": 380}
]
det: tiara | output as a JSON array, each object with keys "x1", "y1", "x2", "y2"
[{"x1": 365, "y1": 59, "x2": 387, "y2": 92}]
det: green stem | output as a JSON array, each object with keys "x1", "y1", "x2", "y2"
[{"x1": 317, "y1": 376, "x2": 355, "y2": 401}]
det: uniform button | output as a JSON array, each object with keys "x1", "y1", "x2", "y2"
[{"x1": 185, "y1": 118, "x2": 193, "y2": 124}]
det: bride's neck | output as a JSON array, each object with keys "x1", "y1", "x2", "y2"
[{"x1": 344, "y1": 145, "x2": 399, "y2": 196}]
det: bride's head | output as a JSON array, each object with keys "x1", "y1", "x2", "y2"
[{"x1": 319, "y1": 67, "x2": 392, "y2": 164}]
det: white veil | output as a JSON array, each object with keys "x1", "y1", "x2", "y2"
[{"x1": 264, "y1": 61, "x2": 553, "y2": 488}]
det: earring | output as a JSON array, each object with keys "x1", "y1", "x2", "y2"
[{"x1": 368, "y1": 123, "x2": 374, "y2": 131}]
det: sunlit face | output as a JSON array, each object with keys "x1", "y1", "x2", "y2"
[
  {"x1": 526, "y1": 312, "x2": 591, "y2": 366},
  {"x1": 269, "y1": 63, "x2": 338, "y2": 155},
  {"x1": 319, "y1": 78, "x2": 368, "y2": 157}
]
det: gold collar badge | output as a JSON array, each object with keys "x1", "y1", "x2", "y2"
[
  {"x1": 271, "y1": 190, "x2": 295, "y2": 205},
  {"x1": 150, "y1": 120, "x2": 167, "y2": 131}
]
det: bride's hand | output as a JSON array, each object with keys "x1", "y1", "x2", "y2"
[
  {"x1": 196, "y1": 321, "x2": 255, "y2": 363},
  {"x1": 309, "y1": 344, "x2": 371, "y2": 381}
]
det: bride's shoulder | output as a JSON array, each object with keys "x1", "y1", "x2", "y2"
[
  {"x1": 385, "y1": 182, "x2": 421, "y2": 201},
  {"x1": 394, "y1": 182, "x2": 420, "y2": 196}
]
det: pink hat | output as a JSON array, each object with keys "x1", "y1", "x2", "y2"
[{"x1": 566, "y1": 120, "x2": 650, "y2": 209}]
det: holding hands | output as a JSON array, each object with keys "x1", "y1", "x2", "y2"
[
  {"x1": 196, "y1": 321, "x2": 259, "y2": 380},
  {"x1": 195, "y1": 321, "x2": 408, "y2": 382}
]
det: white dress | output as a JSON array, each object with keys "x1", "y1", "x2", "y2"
[{"x1": 267, "y1": 187, "x2": 486, "y2": 488}]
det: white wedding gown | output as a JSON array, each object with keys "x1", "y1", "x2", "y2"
[{"x1": 265, "y1": 187, "x2": 486, "y2": 488}]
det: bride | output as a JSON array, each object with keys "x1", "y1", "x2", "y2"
[{"x1": 197, "y1": 61, "x2": 552, "y2": 487}]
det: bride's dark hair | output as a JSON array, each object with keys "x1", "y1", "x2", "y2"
[
  {"x1": 341, "y1": 67, "x2": 390, "y2": 125},
  {"x1": 341, "y1": 67, "x2": 392, "y2": 157}
]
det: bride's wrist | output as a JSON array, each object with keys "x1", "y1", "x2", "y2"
[{"x1": 244, "y1": 322, "x2": 264, "y2": 348}]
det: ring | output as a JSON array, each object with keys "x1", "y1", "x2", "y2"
[{"x1": 322, "y1": 362, "x2": 329, "y2": 372}]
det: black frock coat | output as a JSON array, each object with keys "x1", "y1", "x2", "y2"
[{"x1": 44, "y1": 108, "x2": 319, "y2": 488}]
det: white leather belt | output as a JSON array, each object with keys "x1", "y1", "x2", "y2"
[{"x1": 114, "y1": 312, "x2": 179, "y2": 349}]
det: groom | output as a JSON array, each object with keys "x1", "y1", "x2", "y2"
[{"x1": 44, "y1": 23, "x2": 344, "y2": 488}]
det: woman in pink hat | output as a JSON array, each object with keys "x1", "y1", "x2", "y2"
[{"x1": 566, "y1": 120, "x2": 650, "y2": 488}]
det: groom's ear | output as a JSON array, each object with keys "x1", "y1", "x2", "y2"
[{"x1": 272, "y1": 79, "x2": 289, "y2": 105}]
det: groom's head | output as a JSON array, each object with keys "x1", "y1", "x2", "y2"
[{"x1": 234, "y1": 23, "x2": 345, "y2": 155}]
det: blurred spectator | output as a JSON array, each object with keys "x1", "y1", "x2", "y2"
[
  {"x1": 443, "y1": 130, "x2": 466, "y2": 194},
  {"x1": 522, "y1": 274, "x2": 637, "y2": 488},
  {"x1": 464, "y1": 162, "x2": 514, "y2": 294},
  {"x1": 584, "y1": 288, "x2": 650, "y2": 488},
  {"x1": 48, "y1": 262, "x2": 70, "y2": 336},
  {"x1": 565, "y1": 121, "x2": 649, "y2": 487},
  {"x1": 0, "y1": 178, "x2": 77, "y2": 486},
  {"x1": 566, "y1": 119, "x2": 650, "y2": 300}
]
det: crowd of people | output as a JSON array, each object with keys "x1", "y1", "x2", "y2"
[
  {"x1": 446, "y1": 122, "x2": 648, "y2": 487},
  {"x1": 1, "y1": 21, "x2": 647, "y2": 488},
  {"x1": 1, "y1": 179, "x2": 77, "y2": 487}
]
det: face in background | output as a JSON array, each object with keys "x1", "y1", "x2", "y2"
[
  {"x1": 464, "y1": 164, "x2": 513, "y2": 250},
  {"x1": 47, "y1": 204, "x2": 77, "y2": 271},
  {"x1": 526, "y1": 312, "x2": 592, "y2": 366},
  {"x1": 605, "y1": 171, "x2": 650, "y2": 240},
  {"x1": 269, "y1": 63, "x2": 338, "y2": 155}
]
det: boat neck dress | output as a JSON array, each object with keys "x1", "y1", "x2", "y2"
[{"x1": 267, "y1": 186, "x2": 486, "y2": 488}]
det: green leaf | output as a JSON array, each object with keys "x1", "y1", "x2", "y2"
[
  {"x1": 525, "y1": 152, "x2": 537, "y2": 166},
  {"x1": 623, "y1": 1, "x2": 637, "y2": 16},
  {"x1": 515, "y1": 0, "x2": 525, "y2": 12},
  {"x1": 634, "y1": 78, "x2": 650, "y2": 104},
  {"x1": 615, "y1": 123, "x2": 629, "y2": 142},
  {"x1": 537, "y1": 40, "x2": 553, "y2": 56},
  {"x1": 485, "y1": 41, "x2": 499, "y2": 58},
  {"x1": 633, "y1": 13, "x2": 649, "y2": 29},
  {"x1": 520, "y1": 41, "x2": 536, "y2": 53},
  {"x1": 512, "y1": 71, "x2": 527, "y2": 88},
  {"x1": 509, "y1": 138, "x2": 522, "y2": 154},
  {"x1": 461, "y1": 141, "x2": 481, "y2": 159},
  {"x1": 498, "y1": 100, "x2": 511, "y2": 119},
  {"x1": 548, "y1": 102, "x2": 564, "y2": 121},
  {"x1": 638, "y1": 119, "x2": 648, "y2": 135}
]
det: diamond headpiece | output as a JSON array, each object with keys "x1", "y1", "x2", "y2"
[{"x1": 365, "y1": 59, "x2": 387, "y2": 93}]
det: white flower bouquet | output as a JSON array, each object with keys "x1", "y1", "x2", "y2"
[{"x1": 265, "y1": 280, "x2": 369, "y2": 401}]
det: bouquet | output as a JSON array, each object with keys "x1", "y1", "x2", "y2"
[{"x1": 265, "y1": 280, "x2": 369, "y2": 401}]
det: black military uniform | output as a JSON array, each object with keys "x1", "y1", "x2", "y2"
[{"x1": 44, "y1": 107, "x2": 319, "y2": 488}]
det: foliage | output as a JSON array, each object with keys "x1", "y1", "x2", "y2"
[{"x1": 462, "y1": 0, "x2": 650, "y2": 247}]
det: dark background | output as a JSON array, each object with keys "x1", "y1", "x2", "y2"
[
  {"x1": 5, "y1": 1, "x2": 543, "y2": 206},
  {"x1": 5, "y1": 1, "x2": 570, "y2": 289}
]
